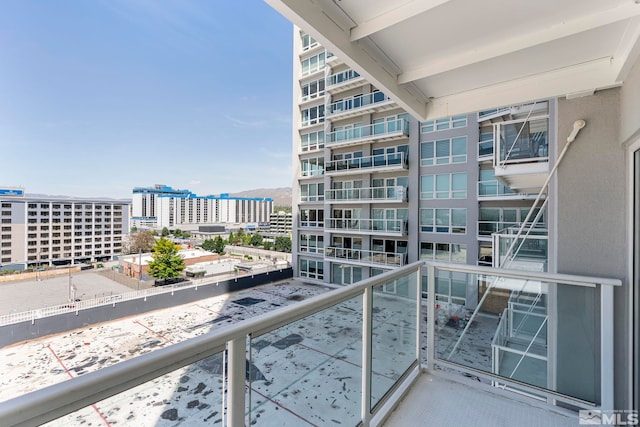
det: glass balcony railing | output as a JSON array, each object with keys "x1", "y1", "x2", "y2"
[
  {"x1": 326, "y1": 152, "x2": 407, "y2": 174},
  {"x1": 325, "y1": 247, "x2": 408, "y2": 267},
  {"x1": 495, "y1": 117, "x2": 549, "y2": 166},
  {"x1": 478, "y1": 180, "x2": 514, "y2": 198},
  {"x1": 425, "y1": 262, "x2": 619, "y2": 409},
  {"x1": 326, "y1": 118, "x2": 409, "y2": 147},
  {"x1": 325, "y1": 186, "x2": 407, "y2": 203},
  {"x1": 0, "y1": 263, "x2": 422, "y2": 427},
  {"x1": 325, "y1": 218, "x2": 408, "y2": 235},
  {"x1": 0, "y1": 261, "x2": 620, "y2": 425},
  {"x1": 327, "y1": 91, "x2": 392, "y2": 117},
  {"x1": 477, "y1": 221, "x2": 548, "y2": 237},
  {"x1": 326, "y1": 69, "x2": 361, "y2": 88},
  {"x1": 493, "y1": 227, "x2": 549, "y2": 272}
]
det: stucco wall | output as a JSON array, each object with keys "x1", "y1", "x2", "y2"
[
  {"x1": 556, "y1": 87, "x2": 627, "y2": 408},
  {"x1": 556, "y1": 88, "x2": 624, "y2": 279},
  {"x1": 620, "y1": 56, "x2": 640, "y2": 146}
]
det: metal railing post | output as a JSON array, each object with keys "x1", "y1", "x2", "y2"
[
  {"x1": 227, "y1": 338, "x2": 246, "y2": 427},
  {"x1": 361, "y1": 287, "x2": 373, "y2": 426},
  {"x1": 427, "y1": 263, "x2": 436, "y2": 370}
]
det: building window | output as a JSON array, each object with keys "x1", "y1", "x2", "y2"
[
  {"x1": 299, "y1": 258, "x2": 324, "y2": 280},
  {"x1": 420, "y1": 242, "x2": 466, "y2": 263},
  {"x1": 301, "y1": 156, "x2": 325, "y2": 177},
  {"x1": 420, "y1": 209, "x2": 466, "y2": 233},
  {"x1": 420, "y1": 115, "x2": 467, "y2": 133},
  {"x1": 300, "y1": 130, "x2": 324, "y2": 152},
  {"x1": 301, "y1": 104, "x2": 325, "y2": 127},
  {"x1": 300, "y1": 183, "x2": 324, "y2": 202},
  {"x1": 301, "y1": 33, "x2": 318, "y2": 51},
  {"x1": 301, "y1": 52, "x2": 326, "y2": 76},
  {"x1": 420, "y1": 173, "x2": 467, "y2": 199},
  {"x1": 300, "y1": 234, "x2": 324, "y2": 254},
  {"x1": 300, "y1": 209, "x2": 324, "y2": 228},
  {"x1": 301, "y1": 77, "x2": 325, "y2": 102},
  {"x1": 420, "y1": 136, "x2": 467, "y2": 166}
]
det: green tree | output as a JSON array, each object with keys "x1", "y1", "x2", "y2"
[
  {"x1": 130, "y1": 226, "x2": 138, "y2": 233},
  {"x1": 125, "y1": 230, "x2": 156, "y2": 254},
  {"x1": 235, "y1": 228, "x2": 245, "y2": 244},
  {"x1": 250, "y1": 233, "x2": 263, "y2": 247},
  {"x1": 201, "y1": 238, "x2": 216, "y2": 252},
  {"x1": 161, "y1": 227, "x2": 170, "y2": 237},
  {"x1": 263, "y1": 241, "x2": 272, "y2": 250},
  {"x1": 213, "y1": 235, "x2": 226, "y2": 254},
  {"x1": 242, "y1": 233, "x2": 252, "y2": 246},
  {"x1": 227, "y1": 232, "x2": 235, "y2": 245},
  {"x1": 274, "y1": 236, "x2": 292, "y2": 253},
  {"x1": 148, "y1": 238, "x2": 185, "y2": 284}
]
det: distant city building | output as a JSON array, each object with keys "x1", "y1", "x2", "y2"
[
  {"x1": 0, "y1": 187, "x2": 130, "y2": 270},
  {"x1": 131, "y1": 185, "x2": 274, "y2": 230},
  {"x1": 268, "y1": 211, "x2": 292, "y2": 235}
]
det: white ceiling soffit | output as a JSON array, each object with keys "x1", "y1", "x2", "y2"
[{"x1": 266, "y1": 0, "x2": 640, "y2": 120}]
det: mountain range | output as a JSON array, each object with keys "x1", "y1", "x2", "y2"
[{"x1": 230, "y1": 187, "x2": 292, "y2": 207}]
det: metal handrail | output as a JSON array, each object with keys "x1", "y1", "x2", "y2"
[{"x1": 0, "y1": 262, "x2": 423, "y2": 427}]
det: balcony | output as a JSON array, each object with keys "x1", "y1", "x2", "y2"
[
  {"x1": 325, "y1": 246, "x2": 408, "y2": 267},
  {"x1": 327, "y1": 92, "x2": 395, "y2": 120},
  {"x1": 326, "y1": 69, "x2": 364, "y2": 94},
  {"x1": 493, "y1": 117, "x2": 550, "y2": 193},
  {"x1": 326, "y1": 152, "x2": 408, "y2": 176},
  {"x1": 0, "y1": 262, "x2": 618, "y2": 427},
  {"x1": 477, "y1": 179, "x2": 538, "y2": 200},
  {"x1": 325, "y1": 186, "x2": 407, "y2": 204},
  {"x1": 326, "y1": 119, "x2": 409, "y2": 148},
  {"x1": 492, "y1": 226, "x2": 549, "y2": 272},
  {"x1": 325, "y1": 218, "x2": 408, "y2": 236}
]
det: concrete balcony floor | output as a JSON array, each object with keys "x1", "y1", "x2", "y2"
[{"x1": 384, "y1": 370, "x2": 577, "y2": 427}]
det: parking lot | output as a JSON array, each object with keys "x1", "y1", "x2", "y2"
[{"x1": 0, "y1": 270, "x2": 137, "y2": 315}]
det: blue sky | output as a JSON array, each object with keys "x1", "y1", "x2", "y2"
[{"x1": 0, "y1": 0, "x2": 293, "y2": 199}]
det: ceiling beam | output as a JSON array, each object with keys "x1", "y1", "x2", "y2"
[
  {"x1": 398, "y1": 1, "x2": 640, "y2": 84},
  {"x1": 425, "y1": 57, "x2": 617, "y2": 120},
  {"x1": 349, "y1": 0, "x2": 451, "y2": 42},
  {"x1": 265, "y1": 0, "x2": 427, "y2": 119},
  {"x1": 613, "y1": 17, "x2": 640, "y2": 82}
]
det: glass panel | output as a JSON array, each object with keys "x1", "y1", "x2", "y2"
[
  {"x1": 249, "y1": 297, "x2": 363, "y2": 426},
  {"x1": 433, "y1": 268, "x2": 602, "y2": 405},
  {"x1": 370, "y1": 271, "x2": 418, "y2": 410},
  {"x1": 45, "y1": 351, "x2": 226, "y2": 426}
]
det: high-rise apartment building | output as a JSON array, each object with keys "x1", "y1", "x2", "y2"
[
  {"x1": 0, "y1": 187, "x2": 129, "y2": 270},
  {"x1": 131, "y1": 185, "x2": 274, "y2": 230},
  {"x1": 292, "y1": 32, "x2": 550, "y2": 286}
]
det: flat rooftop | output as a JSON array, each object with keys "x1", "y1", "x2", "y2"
[{"x1": 1, "y1": 277, "x2": 581, "y2": 426}]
